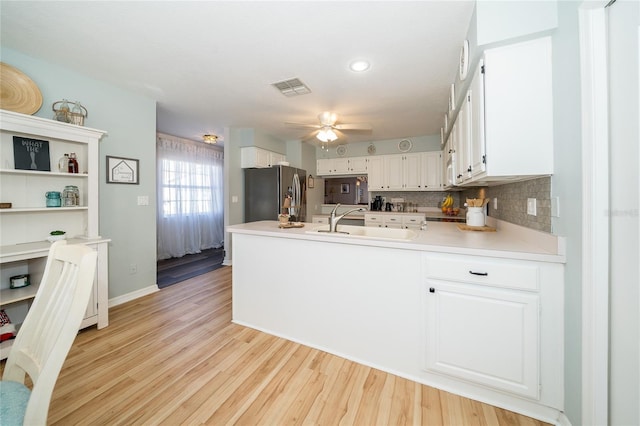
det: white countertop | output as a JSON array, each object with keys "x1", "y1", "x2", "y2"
[{"x1": 228, "y1": 219, "x2": 565, "y2": 263}]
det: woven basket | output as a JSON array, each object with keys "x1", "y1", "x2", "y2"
[{"x1": 52, "y1": 101, "x2": 87, "y2": 126}]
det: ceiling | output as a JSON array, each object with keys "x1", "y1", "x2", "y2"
[{"x1": 0, "y1": 1, "x2": 475, "y2": 147}]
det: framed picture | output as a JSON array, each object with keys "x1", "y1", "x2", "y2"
[
  {"x1": 13, "y1": 136, "x2": 51, "y2": 171},
  {"x1": 340, "y1": 183, "x2": 350, "y2": 194},
  {"x1": 106, "y1": 155, "x2": 139, "y2": 184}
]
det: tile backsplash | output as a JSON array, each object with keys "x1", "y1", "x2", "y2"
[
  {"x1": 461, "y1": 176, "x2": 551, "y2": 232},
  {"x1": 370, "y1": 176, "x2": 552, "y2": 232}
]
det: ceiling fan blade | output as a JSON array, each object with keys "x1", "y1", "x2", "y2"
[
  {"x1": 334, "y1": 123, "x2": 372, "y2": 131},
  {"x1": 284, "y1": 122, "x2": 321, "y2": 129}
]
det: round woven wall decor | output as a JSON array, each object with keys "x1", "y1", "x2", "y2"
[{"x1": 0, "y1": 62, "x2": 43, "y2": 115}]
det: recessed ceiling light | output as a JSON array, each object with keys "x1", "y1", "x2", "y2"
[{"x1": 349, "y1": 60, "x2": 370, "y2": 72}]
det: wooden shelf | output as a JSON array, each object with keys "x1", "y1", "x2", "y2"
[
  {"x1": 0, "y1": 168, "x2": 88, "y2": 177},
  {"x1": 0, "y1": 206, "x2": 88, "y2": 213},
  {"x1": 0, "y1": 283, "x2": 39, "y2": 307}
]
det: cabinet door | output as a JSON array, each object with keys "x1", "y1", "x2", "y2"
[
  {"x1": 468, "y1": 62, "x2": 487, "y2": 178},
  {"x1": 384, "y1": 155, "x2": 404, "y2": 190},
  {"x1": 425, "y1": 282, "x2": 540, "y2": 399},
  {"x1": 402, "y1": 153, "x2": 422, "y2": 190},
  {"x1": 332, "y1": 158, "x2": 350, "y2": 174},
  {"x1": 366, "y1": 157, "x2": 385, "y2": 190},
  {"x1": 316, "y1": 159, "x2": 332, "y2": 176},
  {"x1": 455, "y1": 98, "x2": 471, "y2": 185},
  {"x1": 421, "y1": 152, "x2": 442, "y2": 190},
  {"x1": 442, "y1": 136, "x2": 455, "y2": 188},
  {"x1": 348, "y1": 157, "x2": 368, "y2": 173}
]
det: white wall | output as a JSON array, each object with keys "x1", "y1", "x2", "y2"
[
  {"x1": 608, "y1": 1, "x2": 640, "y2": 424},
  {"x1": 2, "y1": 48, "x2": 158, "y2": 300}
]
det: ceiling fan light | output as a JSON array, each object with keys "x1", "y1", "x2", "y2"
[
  {"x1": 325, "y1": 129, "x2": 338, "y2": 141},
  {"x1": 203, "y1": 134, "x2": 218, "y2": 144},
  {"x1": 317, "y1": 130, "x2": 329, "y2": 142},
  {"x1": 349, "y1": 60, "x2": 370, "y2": 72}
]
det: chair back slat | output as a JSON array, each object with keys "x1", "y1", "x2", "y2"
[{"x1": 1, "y1": 241, "x2": 98, "y2": 425}]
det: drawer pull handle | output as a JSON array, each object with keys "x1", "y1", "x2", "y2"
[{"x1": 469, "y1": 270, "x2": 488, "y2": 276}]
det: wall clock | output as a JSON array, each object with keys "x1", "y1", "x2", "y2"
[
  {"x1": 398, "y1": 139, "x2": 412, "y2": 152},
  {"x1": 336, "y1": 145, "x2": 347, "y2": 157},
  {"x1": 459, "y1": 39, "x2": 469, "y2": 81}
]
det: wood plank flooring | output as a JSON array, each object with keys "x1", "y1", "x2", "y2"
[{"x1": 8, "y1": 266, "x2": 550, "y2": 425}]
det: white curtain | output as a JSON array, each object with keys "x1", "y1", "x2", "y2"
[{"x1": 156, "y1": 134, "x2": 224, "y2": 260}]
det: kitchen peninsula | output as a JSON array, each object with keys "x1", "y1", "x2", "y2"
[{"x1": 228, "y1": 220, "x2": 566, "y2": 424}]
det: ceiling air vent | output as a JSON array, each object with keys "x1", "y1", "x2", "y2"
[{"x1": 271, "y1": 78, "x2": 311, "y2": 97}]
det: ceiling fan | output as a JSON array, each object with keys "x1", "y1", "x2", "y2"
[{"x1": 285, "y1": 111, "x2": 372, "y2": 143}]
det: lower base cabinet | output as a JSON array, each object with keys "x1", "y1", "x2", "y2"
[
  {"x1": 423, "y1": 252, "x2": 563, "y2": 404},
  {"x1": 424, "y1": 281, "x2": 540, "y2": 399}
]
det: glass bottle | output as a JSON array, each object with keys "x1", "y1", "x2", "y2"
[
  {"x1": 58, "y1": 153, "x2": 69, "y2": 173},
  {"x1": 68, "y1": 152, "x2": 79, "y2": 174}
]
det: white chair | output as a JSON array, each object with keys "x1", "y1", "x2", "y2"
[{"x1": 0, "y1": 241, "x2": 98, "y2": 425}]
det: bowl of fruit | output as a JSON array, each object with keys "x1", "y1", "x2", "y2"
[{"x1": 441, "y1": 195, "x2": 460, "y2": 216}]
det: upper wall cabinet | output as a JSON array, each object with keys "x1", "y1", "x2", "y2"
[
  {"x1": 241, "y1": 147, "x2": 285, "y2": 168},
  {"x1": 316, "y1": 156, "x2": 367, "y2": 176},
  {"x1": 449, "y1": 36, "x2": 554, "y2": 187}
]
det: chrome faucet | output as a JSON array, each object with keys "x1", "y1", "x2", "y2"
[{"x1": 328, "y1": 203, "x2": 366, "y2": 233}]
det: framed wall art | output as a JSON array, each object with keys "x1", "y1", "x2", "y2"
[
  {"x1": 106, "y1": 155, "x2": 139, "y2": 184},
  {"x1": 13, "y1": 136, "x2": 51, "y2": 171}
]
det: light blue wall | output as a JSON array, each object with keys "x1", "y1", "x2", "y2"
[
  {"x1": 476, "y1": 0, "x2": 558, "y2": 46},
  {"x1": 550, "y1": 2, "x2": 583, "y2": 423},
  {"x1": 1, "y1": 48, "x2": 158, "y2": 300}
]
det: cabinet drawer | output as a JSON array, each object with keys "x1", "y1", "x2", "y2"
[
  {"x1": 384, "y1": 215, "x2": 403, "y2": 225},
  {"x1": 424, "y1": 255, "x2": 539, "y2": 291},
  {"x1": 402, "y1": 215, "x2": 425, "y2": 226},
  {"x1": 364, "y1": 214, "x2": 383, "y2": 224}
]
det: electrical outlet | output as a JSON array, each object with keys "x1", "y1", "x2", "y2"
[
  {"x1": 493, "y1": 198, "x2": 498, "y2": 210},
  {"x1": 527, "y1": 198, "x2": 537, "y2": 216},
  {"x1": 137, "y1": 195, "x2": 149, "y2": 206}
]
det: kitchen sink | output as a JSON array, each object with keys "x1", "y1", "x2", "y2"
[{"x1": 306, "y1": 225, "x2": 418, "y2": 241}]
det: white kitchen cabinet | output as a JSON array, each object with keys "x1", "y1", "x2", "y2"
[
  {"x1": 381, "y1": 153, "x2": 424, "y2": 191},
  {"x1": 422, "y1": 253, "x2": 563, "y2": 401},
  {"x1": 364, "y1": 212, "x2": 425, "y2": 229},
  {"x1": 0, "y1": 110, "x2": 110, "y2": 359},
  {"x1": 421, "y1": 152, "x2": 442, "y2": 190},
  {"x1": 402, "y1": 214, "x2": 425, "y2": 230},
  {"x1": 311, "y1": 215, "x2": 328, "y2": 224},
  {"x1": 316, "y1": 158, "x2": 349, "y2": 175},
  {"x1": 443, "y1": 135, "x2": 456, "y2": 189},
  {"x1": 455, "y1": 91, "x2": 472, "y2": 185},
  {"x1": 384, "y1": 155, "x2": 404, "y2": 190},
  {"x1": 452, "y1": 37, "x2": 553, "y2": 186},
  {"x1": 366, "y1": 156, "x2": 385, "y2": 190},
  {"x1": 347, "y1": 156, "x2": 368, "y2": 174},
  {"x1": 241, "y1": 146, "x2": 285, "y2": 168}
]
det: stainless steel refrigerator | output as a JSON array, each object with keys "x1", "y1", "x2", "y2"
[{"x1": 244, "y1": 165, "x2": 306, "y2": 222}]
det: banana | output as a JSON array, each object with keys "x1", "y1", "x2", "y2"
[{"x1": 442, "y1": 195, "x2": 454, "y2": 208}]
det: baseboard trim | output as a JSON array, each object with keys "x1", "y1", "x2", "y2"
[{"x1": 108, "y1": 284, "x2": 159, "y2": 308}]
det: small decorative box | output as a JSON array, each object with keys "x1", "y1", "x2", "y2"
[{"x1": 10, "y1": 274, "x2": 30, "y2": 289}]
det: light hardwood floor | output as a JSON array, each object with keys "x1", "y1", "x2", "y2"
[{"x1": 10, "y1": 266, "x2": 550, "y2": 425}]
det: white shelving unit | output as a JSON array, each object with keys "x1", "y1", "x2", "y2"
[{"x1": 0, "y1": 109, "x2": 110, "y2": 360}]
